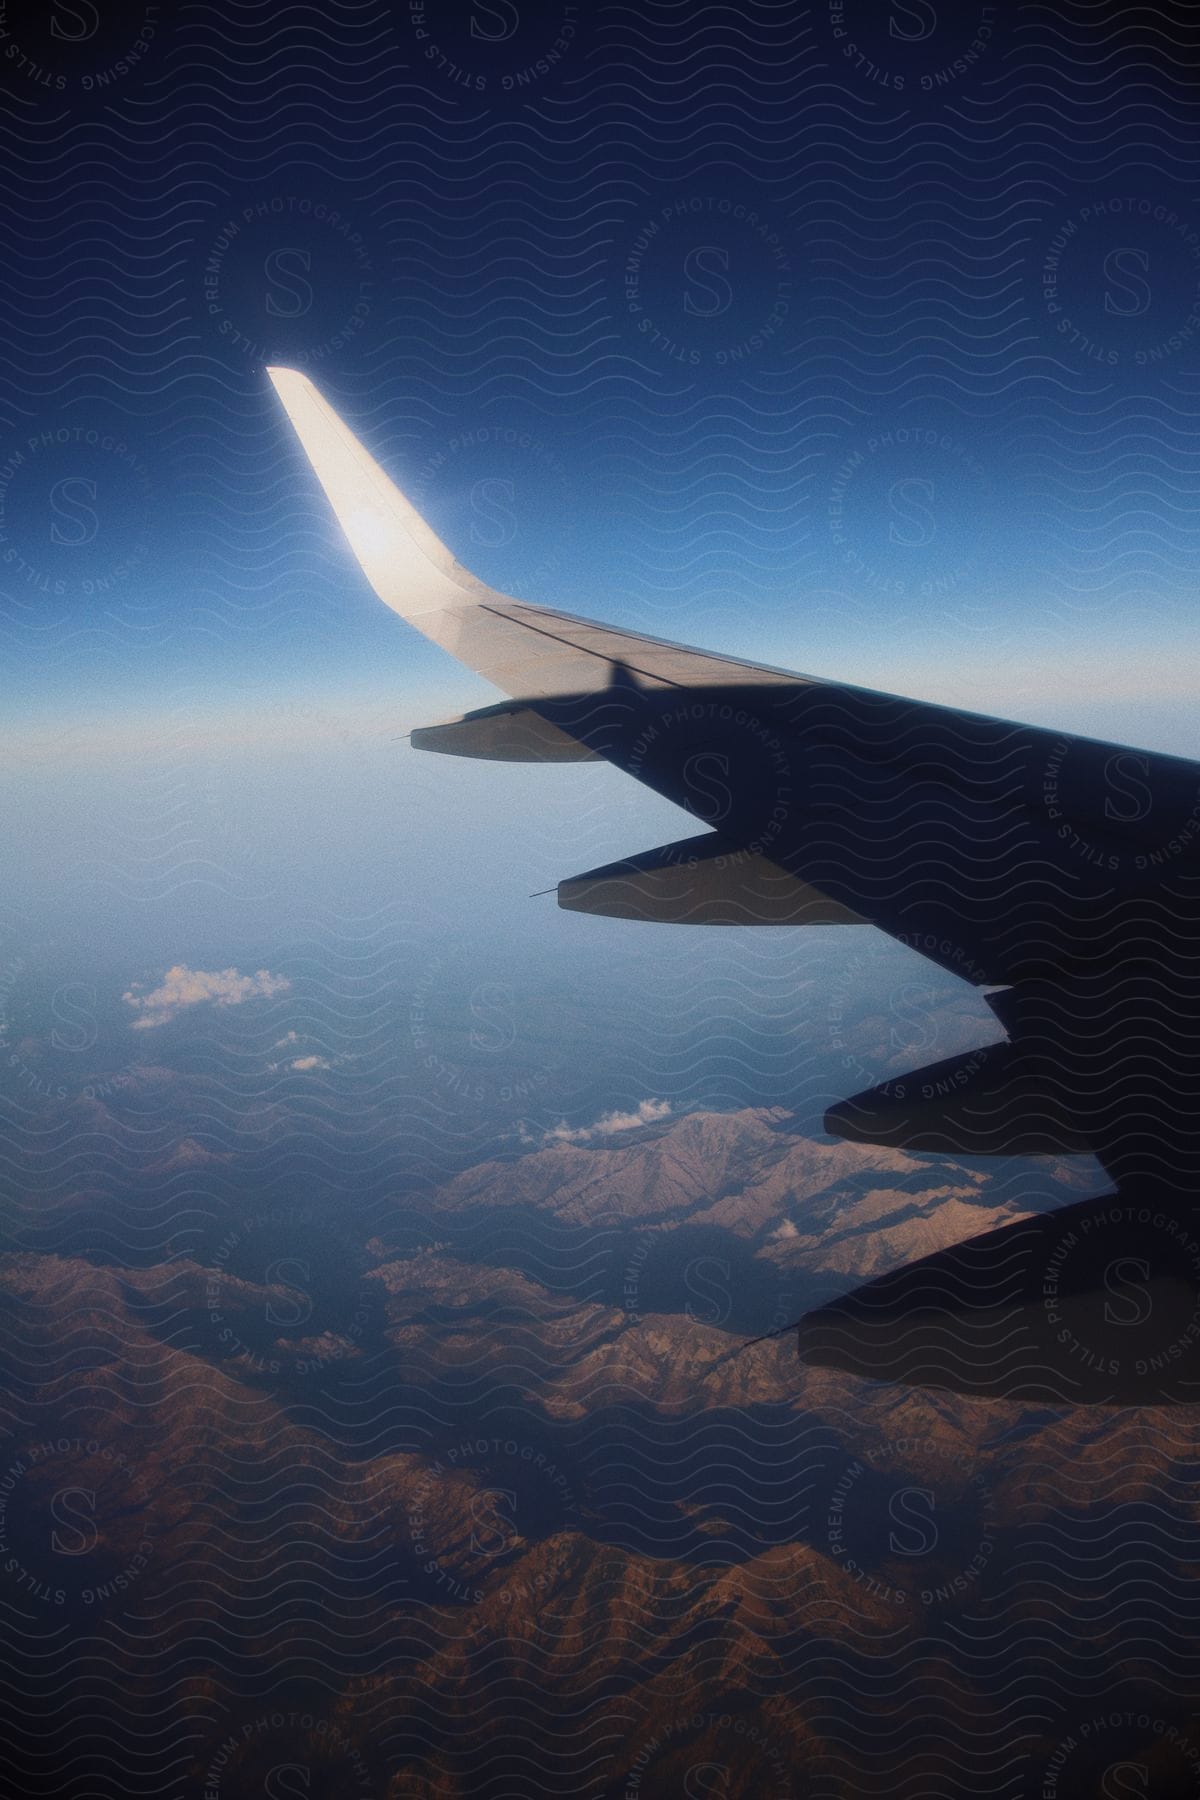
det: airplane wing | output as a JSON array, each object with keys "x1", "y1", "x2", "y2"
[
  {"x1": 265, "y1": 365, "x2": 798, "y2": 700},
  {"x1": 269, "y1": 367, "x2": 1200, "y2": 1404}
]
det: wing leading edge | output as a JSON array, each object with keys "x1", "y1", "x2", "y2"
[{"x1": 269, "y1": 368, "x2": 1200, "y2": 1403}]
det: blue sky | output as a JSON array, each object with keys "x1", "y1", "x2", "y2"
[{"x1": 3, "y1": 1, "x2": 1199, "y2": 1160}]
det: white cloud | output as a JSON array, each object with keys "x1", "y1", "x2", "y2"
[
  {"x1": 288, "y1": 1054, "x2": 330, "y2": 1072},
  {"x1": 523, "y1": 1097, "x2": 674, "y2": 1148},
  {"x1": 273, "y1": 1030, "x2": 303, "y2": 1049},
  {"x1": 123, "y1": 965, "x2": 291, "y2": 1031}
]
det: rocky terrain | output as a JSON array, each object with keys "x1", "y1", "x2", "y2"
[{"x1": 1, "y1": 1105, "x2": 1198, "y2": 1797}]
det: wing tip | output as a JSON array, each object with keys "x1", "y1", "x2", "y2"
[
  {"x1": 265, "y1": 363, "x2": 495, "y2": 615},
  {"x1": 266, "y1": 364, "x2": 307, "y2": 393}
]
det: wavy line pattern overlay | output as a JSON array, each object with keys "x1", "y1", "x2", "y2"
[{"x1": 3, "y1": 1, "x2": 1200, "y2": 1795}]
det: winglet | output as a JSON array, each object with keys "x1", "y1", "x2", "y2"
[
  {"x1": 266, "y1": 367, "x2": 792, "y2": 699},
  {"x1": 266, "y1": 366, "x2": 499, "y2": 639}
]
